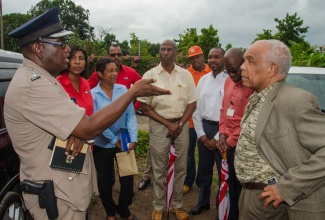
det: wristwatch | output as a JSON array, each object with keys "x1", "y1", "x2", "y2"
[{"x1": 178, "y1": 121, "x2": 184, "y2": 127}]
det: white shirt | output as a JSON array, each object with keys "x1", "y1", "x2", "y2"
[{"x1": 193, "y1": 71, "x2": 228, "y2": 140}]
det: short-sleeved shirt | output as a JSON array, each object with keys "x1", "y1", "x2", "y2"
[
  {"x1": 91, "y1": 82, "x2": 138, "y2": 148},
  {"x1": 56, "y1": 72, "x2": 94, "y2": 116},
  {"x1": 137, "y1": 63, "x2": 198, "y2": 119},
  {"x1": 4, "y1": 58, "x2": 93, "y2": 210},
  {"x1": 88, "y1": 64, "x2": 142, "y2": 89}
]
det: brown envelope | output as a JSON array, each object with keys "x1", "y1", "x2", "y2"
[{"x1": 116, "y1": 150, "x2": 138, "y2": 177}]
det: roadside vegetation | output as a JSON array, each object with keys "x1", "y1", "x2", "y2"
[{"x1": 3, "y1": 0, "x2": 325, "y2": 78}]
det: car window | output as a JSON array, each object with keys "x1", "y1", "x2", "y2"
[
  {"x1": 0, "y1": 51, "x2": 23, "y2": 129},
  {"x1": 286, "y1": 73, "x2": 325, "y2": 112}
]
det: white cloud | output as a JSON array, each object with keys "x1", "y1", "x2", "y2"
[{"x1": 2, "y1": 0, "x2": 325, "y2": 48}]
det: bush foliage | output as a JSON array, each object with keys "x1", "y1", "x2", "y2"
[{"x1": 136, "y1": 130, "x2": 150, "y2": 157}]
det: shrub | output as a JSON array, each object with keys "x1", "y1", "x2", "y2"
[
  {"x1": 136, "y1": 130, "x2": 150, "y2": 157},
  {"x1": 87, "y1": 54, "x2": 191, "y2": 78}
]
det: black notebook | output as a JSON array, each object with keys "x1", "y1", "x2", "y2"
[{"x1": 49, "y1": 138, "x2": 89, "y2": 173}]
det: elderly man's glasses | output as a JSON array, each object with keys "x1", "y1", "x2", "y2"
[
  {"x1": 39, "y1": 40, "x2": 67, "y2": 49},
  {"x1": 110, "y1": 53, "x2": 123, "y2": 57}
]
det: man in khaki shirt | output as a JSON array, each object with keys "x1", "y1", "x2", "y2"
[
  {"x1": 138, "y1": 39, "x2": 198, "y2": 220},
  {"x1": 5, "y1": 7, "x2": 169, "y2": 220}
]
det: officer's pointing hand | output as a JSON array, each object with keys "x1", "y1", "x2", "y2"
[{"x1": 130, "y1": 79, "x2": 171, "y2": 97}]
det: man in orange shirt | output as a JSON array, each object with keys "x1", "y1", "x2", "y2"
[{"x1": 183, "y1": 46, "x2": 211, "y2": 194}]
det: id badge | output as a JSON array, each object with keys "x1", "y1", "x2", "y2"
[{"x1": 226, "y1": 107, "x2": 234, "y2": 116}]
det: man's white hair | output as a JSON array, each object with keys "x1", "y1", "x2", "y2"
[{"x1": 258, "y1": 39, "x2": 292, "y2": 77}]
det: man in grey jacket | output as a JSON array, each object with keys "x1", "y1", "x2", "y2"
[{"x1": 235, "y1": 39, "x2": 325, "y2": 219}]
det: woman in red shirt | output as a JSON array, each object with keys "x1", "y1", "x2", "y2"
[{"x1": 56, "y1": 46, "x2": 94, "y2": 116}]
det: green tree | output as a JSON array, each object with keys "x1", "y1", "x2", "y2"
[
  {"x1": 102, "y1": 33, "x2": 119, "y2": 51},
  {"x1": 129, "y1": 32, "x2": 140, "y2": 56},
  {"x1": 148, "y1": 42, "x2": 160, "y2": 57},
  {"x1": 176, "y1": 26, "x2": 222, "y2": 58},
  {"x1": 253, "y1": 29, "x2": 274, "y2": 42},
  {"x1": 29, "y1": 0, "x2": 94, "y2": 40},
  {"x1": 274, "y1": 13, "x2": 309, "y2": 46},
  {"x1": 289, "y1": 40, "x2": 325, "y2": 67},
  {"x1": 197, "y1": 25, "x2": 222, "y2": 56},
  {"x1": 3, "y1": 13, "x2": 33, "y2": 52},
  {"x1": 128, "y1": 33, "x2": 150, "y2": 56},
  {"x1": 176, "y1": 28, "x2": 199, "y2": 55},
  {"x1": 253, "y1": 13, "x2": 310, "y2": 48},
  {"x1": 225, "y1": 43, "x2": 233, "y2": 51},
  {"x1": 119, "y1": 40, "x2": 130, "y2": 55}
]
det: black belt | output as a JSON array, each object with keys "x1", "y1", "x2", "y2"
[
  {"x1": 202, "y1": 118, "x2": 219, "y2": 125},
  {"x1": 167, "y1": 117, "x2": 182, "y2": 123},
  {"x1": 240, "y1": 182, "x2": 267, "y2": 190}
]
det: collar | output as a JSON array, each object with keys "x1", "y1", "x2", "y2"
[
  {"x1": 58, "y1": 72, "x2": 71, "y2": 86},
  {"x1": 188, "y1": 63, "x2": 210, "y2": 73},
  {"x1": 92, "y1": 82, "x2": 122, "y2": 95},
  {"x1": 156, "y1": 63, "x2": 182, "y2": 74},
  {"x1": 209, "y1": 70, "x2": 227, "y2": 79},
  {"x1": 256, "y1": 81, "x2": 281, "y2": 99}
]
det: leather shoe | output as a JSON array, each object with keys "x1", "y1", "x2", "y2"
[
  {"x1": 189, "y1": 204, "x2": 210, "y2": 215},
  {"x1": 182, "y1": 185, "x2": 190, "y2": 194},
  {"x1": 173, "y1": 208, "x2": 188, "y2": 220},
  {"x1": 138, "y1": 179, "x2": 151, "y2": 190},
  {"x1": 152, "y1": 210, "x2": 163, "y2": 220}
]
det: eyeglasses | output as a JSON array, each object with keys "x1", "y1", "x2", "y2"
[
  {"x1": 226, "y1": 60, "x2": 244, "y2": 75},
  {"x1": 226, "y1": 66, "x2": 241, "y2": 75},
  {"x1": 39, "y1": 40, "x2": 67, "y2": 49},
  {"x1": 109, "y1": 53, "x2": 123, "y2": 57}
]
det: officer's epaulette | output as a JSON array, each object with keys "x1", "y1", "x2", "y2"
[{"x1": 29, "y1": 67, "x2": 41, "y2": 81}]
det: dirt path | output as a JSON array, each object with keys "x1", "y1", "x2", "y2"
[{"x1": 88, "y1": 115, "x2": 219, "y2": 220}]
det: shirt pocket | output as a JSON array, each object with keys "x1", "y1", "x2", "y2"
[
  {"x1": 176, "y1": 83, "x2": 187, "y2": 101},
  {"x1": 152, "y1": 84, "x2": 167, "y2": 101}
]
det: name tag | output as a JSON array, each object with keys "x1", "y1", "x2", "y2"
[{"x1": 226, "y1": 107, "x2": 234, "y2": 117}]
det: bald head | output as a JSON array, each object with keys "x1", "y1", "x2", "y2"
[
  {"x1": 161, "y1": 39, "x2": 177, "y2": 51},
  {"x1": 225, "y1": 48, "x2": 244, "y2": 61},
  {"x1": 224, "y1": 48, "x2": 244, "y2": 83}
]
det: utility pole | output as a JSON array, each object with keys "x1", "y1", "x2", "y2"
[{"x1": 138, "y1": 40, "x2": 140, "y2": 56}]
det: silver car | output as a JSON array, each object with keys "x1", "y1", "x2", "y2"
[{"x1": 287, "y1": 66, "x2": 325, "y2": 112}]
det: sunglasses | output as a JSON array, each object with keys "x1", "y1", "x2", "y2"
[
  {"x1": 39, "y1": 39, "x2": 67, "y2": 49},
  {"x1": 109, "y1": 53, "x2": 123, "y2": 57}
]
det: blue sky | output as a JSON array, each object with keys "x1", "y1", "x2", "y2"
[{"x1": 3, "y1": 0, "x2": 324, "y2": 48}]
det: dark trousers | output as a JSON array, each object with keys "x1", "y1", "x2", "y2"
[
  {"x1": 184, "y1": 128, "x2": 199, "y2": 187},
  {"x1": 92, "y1": 146, "x2": 133, "y2": 218},
  {"x1": 216, "y1": 145, "x2": 241, "y2": 220},
  {"x1": 196, "y1": 121, "x2": 219, "y2": 206}
]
